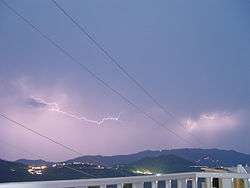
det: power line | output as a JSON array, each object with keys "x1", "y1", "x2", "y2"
[
  {"x1": 50, "y1": 0, "x2": 203, "y2": 144},
  {"x1": 0, "y1": 113, "x2": 102, "y2": 178},
  {"x1": 0, "y1": 139, "x2": 97, "y2": 178},
  {"x1": 0, "y1": 138, "x2": 46, "y2": 160},
  {"x1": 0, "y1": 113, "x2": 82, "y2": 156},
  {"x1": 0, "y1": 0, "x2": 196, "y2": 146},
  {"x1": 0, "y1": 113, "x2": 97, "y2": 177}
]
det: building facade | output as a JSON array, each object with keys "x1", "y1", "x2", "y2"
[{"x1": 0, "y1": 172, "x2": 250, "y2": 188}]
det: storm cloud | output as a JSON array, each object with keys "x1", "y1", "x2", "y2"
[{"x1": 0, "y1": 0, "x2": 250, "y2": 161}]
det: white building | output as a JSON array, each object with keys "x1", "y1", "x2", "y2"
[{"x1": 0, "y1": 170, "x2": 249, "y2": 188}]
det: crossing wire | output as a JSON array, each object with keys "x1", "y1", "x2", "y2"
[
  {"x1": 50, "y1": 0, "x2": 203, "y2": 144},
  {"x1": 0, "y1": 112, "x2": 98, "y2": 177},
  {"x1": 0, "y1": 139, "x2": 98, "y2": 178},
  {"x1": 0, "y1": 0, "x2": 196, "y2": 146}
]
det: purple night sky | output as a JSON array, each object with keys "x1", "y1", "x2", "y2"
[{"x1": 0, "y1": 0, "x2": 250, "y2": 161}]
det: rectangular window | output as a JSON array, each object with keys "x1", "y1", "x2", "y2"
[
  {"x1": 123, "y1": 183, "x2": 133, "y2": 188},
  {"x1": 144, "y1": 182, "x2": 152, "y2": 188},
  {"x1": 157, "y1": 180, "x2": 165, "y2": 188},
  {"x1": 107, "y1": 185, "x2": 118, "y2": 188}
]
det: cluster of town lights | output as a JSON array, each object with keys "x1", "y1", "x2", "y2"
[{"x1": 27, "y1": 165, "x2": 47, "y2": 175}]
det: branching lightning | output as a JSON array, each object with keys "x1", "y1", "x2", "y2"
[{"x1": 29, "y1": 96, "x2": 121, "y2": 125}]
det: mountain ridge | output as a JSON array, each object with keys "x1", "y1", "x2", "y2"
[
  {"x1": 65, "y1": 148, "x2": 250, "y2": 167},
  {"x1": 127, "y1": 154, "x2": 199, "y2": 174},
  {"x1": 15, "y1": 148, "x2": 250, "y2": 167}
]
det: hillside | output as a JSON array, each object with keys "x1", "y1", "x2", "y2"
[
  {"x1": 127, "y1": 154, "x2": 200, "y2": 174},
  {"x1": 3, "y1": 148, "x2": 250, "y2": 183},
  {"x1": 0, "y1": 159, "x2": 134, "y2": 183},
  {"x1": 2, "y1": 155, "x2": 197, "y2": 183},
  {"x1": 0, "y1": 159, "x2": 31, "y2": 182},
  {"x1": 15, "y1": 159, "x2": 52, "y2": 166},
  {"x1": 64, "y1": 148, "x2": 250, "y2": 167}
]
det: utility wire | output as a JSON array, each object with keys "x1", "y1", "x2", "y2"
[
  {"x1": 0, "y1": 138, "x2": 46, "y2": 160},
  {"x1": 50, "y1": 0, "x2": 203, "y2": 144},
  {"x1": 0, "y1": 0, "x2": 196, "y2": 146},
  {"x1": 0, "y1": 113, "x2": 82, "y2": 156},
  {"x1": 0, "y1": 113, "x2": 102, "y2": 178},
  {"x1": 0, "y1": 139, "x2": 97, "y2": 178}
]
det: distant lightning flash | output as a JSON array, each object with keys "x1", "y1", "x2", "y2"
[{"x1": 29, "y1": 96, "x2": 121, "y2": 125}]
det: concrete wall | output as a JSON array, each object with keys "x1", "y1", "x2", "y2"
[{"x1": 0, "y1": 172, "x2": 249, "y2": 188}]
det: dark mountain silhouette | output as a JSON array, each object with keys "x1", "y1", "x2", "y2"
[
  {"x1": 127, "y1": 154, "x2": 200, "y2": 173},
  {"x1": 15, "y1": 159, "x2": 52, "y2": 166},
  {"x1": 2, "y1": 148, "x2": 250, "y2": 183},
  {"x1": 15, "y1": 148, "x2": 250, "y2": 168},
  {"x1": 65, "y1": 148, "x2": 250, "y2": 167},
  {"x1": 0, "y1": 159, "x2": 134, "y2": 183},
  {"x1": 0, "y1": 159, "x2": 32, "y2": 182}
]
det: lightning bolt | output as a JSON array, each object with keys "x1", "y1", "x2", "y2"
[{"x1": 29, "y1": 96, "x2": 121, "y2": 125}]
